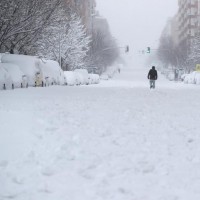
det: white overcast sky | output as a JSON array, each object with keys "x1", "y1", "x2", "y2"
[{"x1": 96, "y1": 0, "x2": 178, "y2": 53}]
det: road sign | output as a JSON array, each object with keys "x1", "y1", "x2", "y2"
[{"x1": 147, "y1": 47, "x2": 150, "y2": 53}]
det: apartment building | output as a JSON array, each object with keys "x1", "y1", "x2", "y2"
[
  {"x1": 178, "y1": 0, "x2": 200, "y2": 46},
  {"x1": 69, "y1": 0, "x2": 96, "y2": 33}
]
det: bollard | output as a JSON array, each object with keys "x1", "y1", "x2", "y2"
[
  {"x1": 3, "y1": 84, "x2": 6, "y2": 90},
  {"x1": 12, "y1": 84, "x2": 14, "y2": 90}
]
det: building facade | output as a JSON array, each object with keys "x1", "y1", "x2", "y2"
[
  {"x1": 177, "y1": 0, "x2": 200, "y2": 46},
  {"x1": 67, "y1": 0, "x2": 96, "y2": 33}
]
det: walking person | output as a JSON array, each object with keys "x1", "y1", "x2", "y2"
[{"x1": 148, "y1": 66, "x2": 158, "y2": 89}]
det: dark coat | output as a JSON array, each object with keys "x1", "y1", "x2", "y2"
[{"x1": 148, "y1": 69, "x2": 158, "y2": 80}]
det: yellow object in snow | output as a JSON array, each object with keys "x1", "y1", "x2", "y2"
[{"x1": 196, "y1": 64, "x2": 200, "y2": 72}]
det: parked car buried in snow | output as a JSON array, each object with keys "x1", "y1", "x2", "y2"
[
  {"x1": 1, "y1": 54, "x2": 40, "y2": 87},
  {"x1": 0, "y1": 64, "x2": 12, "y2": 90},
  {"x1": 38, "y1": 60, "x2": 65, "y2": 86},
  {"x1": 74, "y1": 69, "x2": 89, "y2": 85},
  {"x1": 0, "y1": 63, "x2": 27, "y2": 89},
  {"x1": 88, "y1": 74, "x2": 100, "y2": 84},
  {"x1": 64, "y1": 71, "x2": 76, "y2": 86},
  {"x1": 194, "y1": 72, "x2": 200, "y2": 84},
  {"x1": 100, "y1": 73, "x2": 109, "y2": 80},
  {"x1": 183, "y1": 71, "x2": 198, "y2": 84}
]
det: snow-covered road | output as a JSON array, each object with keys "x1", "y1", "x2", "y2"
[{"x1": 1, "y1": 63, "x2": 200, "y2": 200}]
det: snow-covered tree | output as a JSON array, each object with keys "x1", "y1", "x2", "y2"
[
  {"x1": 35, "y1": 6, "x2": 70, "y2": 62},
  {"x1": 36, "y1": 10, "x2": 91, "y2": 71},
  {"x1": 87, "y1": 17, "x2": 119, "y2": 74},
  {"x1": 64, "y1": 13, "x2": 91, "y2": 70},
  {"x1": 0, "y1": 0, "x2": 62, "y2": 54}
]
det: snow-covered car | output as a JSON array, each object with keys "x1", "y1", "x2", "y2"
[
  {"x1": 194, "y1": 72, "x2": 200, "y2": 84},
  {"x1": 106, "y1": 66, "x2": 117, "y2": 78},
  {"x1": 184, "y1": 71, "x2": 198, "y2": 84},
  {"x1": 0, "y1": 65, "x2": 12, "y2": 90},
  {"x1": 74, "y1": 69, "x2": 89, "y2": 85},
  {"x1": 88, "y1": 74, "x2": 100, "y2": 84},
  {"x1": 181, "y1": 74, "x2": 188, "y2": 82},
  {"x1": 38, "y1": 60, "x2": 65, "y2": 86},
  {"x1": 100, "y1": 73, "x2": 109, "y2": 80},
  {"x1": 74, "y1": 72, "x2": 85, "y2": 85},
  {"x1": 64, "y1": 71, "x2": 76, "y2": 86},
  {"x1": 167, "y1": 72, "x2": 175, "y2": 81},
  {"x1": 0, "y1": 63, "x2": 27, "y2": 89},
  {"x1": 1, "y1": 54, "x2": 40, "y2": 86}
]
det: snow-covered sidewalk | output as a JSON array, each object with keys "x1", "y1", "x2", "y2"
[{"x1": 1, "y1": 64, "x2": 200, "y2": 200}]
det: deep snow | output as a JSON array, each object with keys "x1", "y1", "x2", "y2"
[{"x1": 1, "y1": 60, "x2": 200, "y2": 200}]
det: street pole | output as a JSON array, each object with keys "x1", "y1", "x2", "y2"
[{"x1": 59, "y1": 30, "x2": 61, "y2": 69}]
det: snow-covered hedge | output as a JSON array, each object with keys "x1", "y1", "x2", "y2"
[{"x1": 64, "y1": 71, "x2": 76, "y2": 86}]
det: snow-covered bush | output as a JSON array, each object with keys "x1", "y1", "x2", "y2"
[
  {"x1": 0, "y1": 65, "x2": 12, "y2": 90},
  {"x1": 0, "y1": 0, "x2": 61, "y2": 54},
  {"x1": 167, "y1": 72, "x2": 175, "y2": 81},
  {"x1": 0, "y1": 63, "x2": 27, "y2": 88},
  {"x1": 74, "y1": 69, "x2": 89, "y2": 85},
  {"x1": 1, "y1": 54, "x2": 40, "y2": 86}
]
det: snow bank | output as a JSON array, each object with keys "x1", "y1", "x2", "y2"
[{"x1": 1, "y1": 54, "x2": 40, "y2": 86}]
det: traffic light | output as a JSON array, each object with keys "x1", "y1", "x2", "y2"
[
  {"x1": 125, "y1": 45, "x2": 129, "y2": 53},
  {"x1": 147, "y1": 47, "x2": 151, "y2": 53}
]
